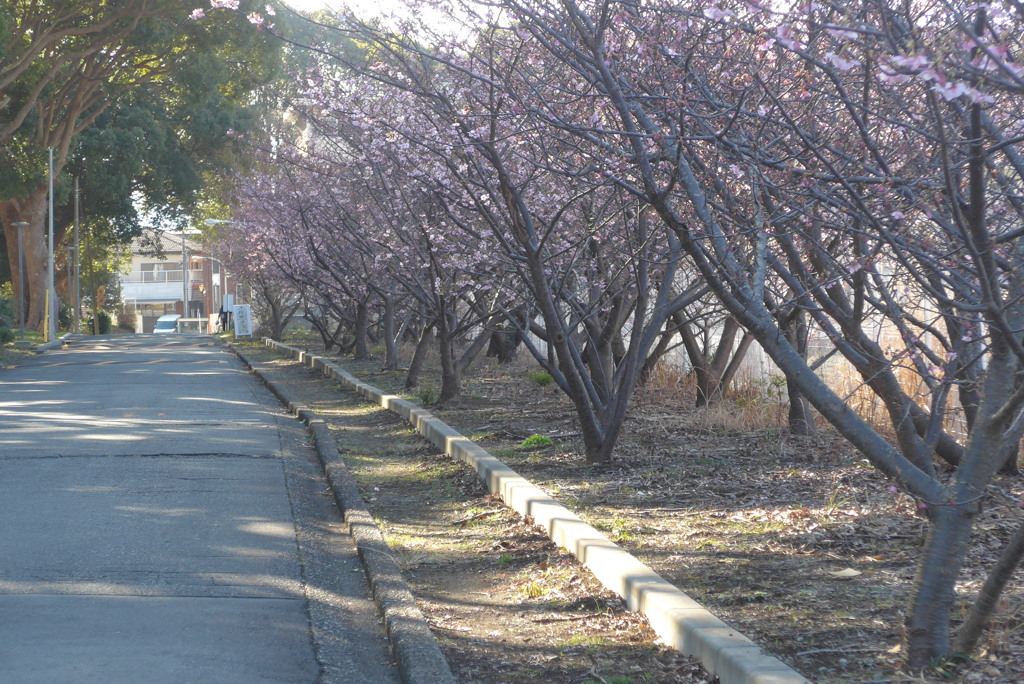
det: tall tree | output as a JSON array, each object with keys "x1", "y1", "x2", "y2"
[{"x1": 1, "y1": 0, "x2": 279, "y2": 330}]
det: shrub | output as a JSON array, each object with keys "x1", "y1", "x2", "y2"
[
  {"x1": 415, "y1": 385, "x2": 436, "y2": 405},
  {"x1": 0, "y1": 295, "x2": 15, "y2": 345},
  {"x1": 86, "y1": 310, "x2": 112, "y2": 334},
  {"x1": 116, "y1": 309, "x2": 136, "y2": 332}
]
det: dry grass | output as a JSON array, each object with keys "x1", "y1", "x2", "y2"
[{"x1": 637, "y1": 361, "x2": 790, "y2": 432}]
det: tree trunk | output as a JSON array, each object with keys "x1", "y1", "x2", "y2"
[
  {"x1": 783, "y1": 307, "x2": 815, "y2": 436},
  {"x1": 996, "y1": 387, "x2": 1024, "y2": 474},
  {"x1": 486, "y1": 327, "x2": 521, "y2": 363},
  {"x1": 786, "y1": 379, "x2": 816, "y2": 437},
  {"x1": 675, "y1": 313, "x2": 751, "y2": 408},
  {"x1": 2, "y1": 188, "x2": 51, "y2": 331},
  {"x1": 637, "y1": 328, "x2": 675, "y2": 388},
  {"x1": 382, "y1": 295, "x2": 398, "y2": 371},
  {"x1": 263, "y1": 285, "x2": 285, "y2": 340},
  {"x1": 437, "y1": 305, "x2": 461, "y2": 403},
  {"x1": 457, "y1": 325, "x2": 493, "y2": 375},
  {"x1": 353, "y1": 300, "x2": 370, "y2": 360},
  {"x1": 904, "y1": 504, "x2": 977, "y2": 669},
  {"x1": 304, "y1": 310, "x2": 333, "y2": 350},
  {"x1": 405, "y1": 322, "x2": 434, "y2": 390}
]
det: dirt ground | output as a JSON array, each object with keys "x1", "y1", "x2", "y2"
[
  {"x1": 0, "y1": 344, "x2": 37, "y2": 368},
  {"x1": 241, "y1": 336, "x2": 1023, "y2": 684}
]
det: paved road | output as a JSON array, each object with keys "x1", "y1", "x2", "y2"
[{"x1": 0, "y1": 334, "x2": 401, "y2": 684}]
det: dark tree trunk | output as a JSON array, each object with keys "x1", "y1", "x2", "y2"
[
  {"x1": 353, "y1": 300, "x2": 370, "y2": 360},
  {"x1": 998, "y1": 436, "x2": 1021, "y2": 475},
  {"x1": 486, "y1": 328, "x2": 522, "y2": 363},
  {"x1": 437, "y1": 305, "x2": 461, "y2": 403},
  {"x1": 2, "y1": 188, "x2": 51, "y2": 331},
  {"x1": 457, "y1": 325, "x2": 493, "y2": 375},
  {"x1": 405, "y1": 322, "x2": 434, "y2": 390},
  {"x1": 264, "y1": 285, "x2": 285, "y2": 341},
  {"x1": 786, "y1": 379, "x2": 816, "y2": 437},
  {"x1": 675, "y1": 313, "x2": 752, "y2": 408},
  {"x1": 636, "y1": 325, "x2": 676, "y2": 389},
  {"x1": 382, "y1": 295, "x2": 398, "y2": 371},
  {"x1": 905, "y1": 505, "x2": 977, "y2": 669},
  {"x1": 782, "y1": 307, "x2": 816, "y2": 436},
  {"x1": 305, "y1": 311, "x2": 334, "y2": 350}
]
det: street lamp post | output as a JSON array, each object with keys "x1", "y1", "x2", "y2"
[
  {"x1": 181, "y1": 235, "x2": 189, "y2": 318},
  {"x1": 12, "y1": 221, "x2": 29, "y2": 341}
]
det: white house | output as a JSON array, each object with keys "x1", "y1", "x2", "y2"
[{"x1": 120, "y1": 229, "x2": 234, "y2": 333}]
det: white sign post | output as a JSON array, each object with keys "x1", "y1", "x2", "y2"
[{"x1": 233, "y1": 304, "x2": 252, "y2": 338}]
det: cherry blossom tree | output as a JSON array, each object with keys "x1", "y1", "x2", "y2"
[
  {"x1": 208, "y1": 0, "x2": 1024, "y2": 665},
  {"x1": 488, "y1": 0, "x2": 1024, "y2": 667},
  {"x1": 304, "y1": 11, "x2": 711, "y2": 461}
]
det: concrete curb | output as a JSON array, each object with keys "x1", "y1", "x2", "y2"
[
  {"x1": 227, "y1": 342, "x2": 457, "y2": 684},
  {"x1": 33, "y1": 333, "x2": 73, "y2": 351},
  {"x1": 263, "y1": 339, "x2": 810, "y2": 684}
]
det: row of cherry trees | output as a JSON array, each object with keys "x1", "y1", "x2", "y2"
[{"x1": 213, "y1": 0, "x2": 1024, "y2": 670}]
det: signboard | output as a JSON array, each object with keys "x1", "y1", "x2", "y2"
[
  {"x1": 233, "y1": 304, "x2": 253, "y2": 337},
  {"x1": 223, "y1": 294, "x2": 234, "y2": 309}
]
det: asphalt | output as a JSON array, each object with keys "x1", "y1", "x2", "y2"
[{"x1": 0, "y1": 334, "x2": 406, "y2": 684}]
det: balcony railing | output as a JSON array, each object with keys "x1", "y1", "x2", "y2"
[{"x1": 123, "y1": 269, "x2": 205, "y2": 284}]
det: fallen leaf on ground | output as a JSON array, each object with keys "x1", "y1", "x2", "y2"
[{"x1": 828, "y1": 568, "x2": 862, "y2": 579}]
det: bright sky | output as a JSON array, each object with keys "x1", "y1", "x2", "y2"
[
  {"x1": 281, "y1": 0, "x2": 465, "y2": 35},
  {"x1": 283, "y1": 0, "x2": 402, "y2": 19}
]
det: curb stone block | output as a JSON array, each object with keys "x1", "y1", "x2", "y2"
[
  {"x1": 261, "y1": 340, "x2": 810, "y2": 684},
  {"x1": 235, "y1": 341, "x2": 456, "y2": 684}
]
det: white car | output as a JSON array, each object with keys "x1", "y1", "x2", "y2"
[{"x1": 152, "y1": 314, "x2": 181, "y2": 333}]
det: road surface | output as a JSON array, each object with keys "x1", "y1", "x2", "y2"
[{"x1": 0, "y1": 334, "x2": 401, "y2": 684}]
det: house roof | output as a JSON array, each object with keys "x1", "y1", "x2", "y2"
[{"x1": 131, "y1": 228, "x2": 204, "y2": 258}]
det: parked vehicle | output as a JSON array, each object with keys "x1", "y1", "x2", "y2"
[{"x1": 152, "y1": 314, "x2": 181, "y2": 333}]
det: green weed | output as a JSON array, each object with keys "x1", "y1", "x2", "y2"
[
  {"x1": 415, "y1": 385, "x2": 436, "y2": 405},
  {"x1": 520, "y1": 434, "x2": 554, "y2": 449},
  {"x1": 526, "y1": 370, "x2": 554, "y2": 387}
]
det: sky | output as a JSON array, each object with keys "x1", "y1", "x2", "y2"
[
  {"x1": 280, "y1": 0, "x2": 464, "y2": 34},
  {"x1": 283, "y1": 0, "x2": 401, "y2": 18}
]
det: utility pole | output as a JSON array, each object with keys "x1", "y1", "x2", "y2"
[{"x1": 73, "y1": 178, "x2": 80, "y2": 333}]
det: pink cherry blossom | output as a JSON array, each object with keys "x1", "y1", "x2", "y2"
[{"x1": 826, "y1": 53, "x2": 862, "y2": 72}]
